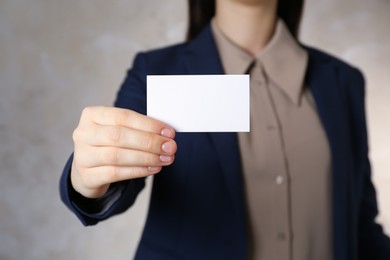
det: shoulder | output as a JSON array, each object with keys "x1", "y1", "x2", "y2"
[
  {"x1": 303, "y1": 45, "x2": 367, "y2": 122},
  {"x1": 143, "y1": 42, "x2": 188, "y2": 61},
  {"x1": 304, "y1": 45, "x2": 364, "y2": 84},
  {"x1": 132, "y1": 42, "x2": 190, "y2": 74},
  {"x1": 303, "y1": 45, "x2": 365, "y2": 101}
]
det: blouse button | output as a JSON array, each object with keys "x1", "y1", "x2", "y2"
[
  {"x1": 277, "y1": 232, "x2": 287, "y2": 241},
  {"x1": 275, "y1": 175, "x2": 284, "y2": 185}
]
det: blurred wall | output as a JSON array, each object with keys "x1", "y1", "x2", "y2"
[{"x1": 0, "y1": 0, "x2": 389, "y2": 259}]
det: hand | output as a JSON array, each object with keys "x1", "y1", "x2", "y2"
[{"x1": 70, "y1": 106, "x2": 177, "y2": 198}]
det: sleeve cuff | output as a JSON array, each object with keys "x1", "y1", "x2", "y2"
[{"x1": 68, "y1": 177, "x2": 125, "y2": 217}]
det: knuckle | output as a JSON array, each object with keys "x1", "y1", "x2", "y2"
[
  {"x1": 115, "y1": 109, "x2": 130, "y2": 125},
  {"x1": 106, "y1": 126, "x2": 122, "y2": 143},
  {"x1": 75, "y1": 166, "x2": 91, "y2": 186},
  {"x1": 142, "y1": 134, "x2": 155, "y2": 151},
  {"x1": 72, "y1": 127, "x2": 88, "y2": 144},
  {"x1": 104, "y1": 147, "x2": 120, "y2": 164},
  {"x1": 143, "y1": 153, "x2": 156, "y2": 166},
  {"x1": 131, "y1": 167, "x2": 143, "y2": 178},
  {"x1": 73, "y1": 162, "x2": 85, "y2": 176},
  {"x1": 106, "y1": 166, "x2": 120, "y2": 182},
  {"x1": 73, "y1": 156, "x2": 89, "y2": 173},
  {"x1": 133, "y1": 167, "x2": 149, "y2": 178},
  {"x1": 81, "y1": 106, "x2": 93, "y2": 119},
  {"x1": 72, "y1": 128, "x2": 81, "y2": 142}
]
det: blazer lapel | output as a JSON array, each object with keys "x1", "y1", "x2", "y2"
[
  {"x1": 183, "y1": 25, "x2": 246, "y2": 220},
  {"x1": 306, "y1": 48, "x2": 351, "y2": 260}
]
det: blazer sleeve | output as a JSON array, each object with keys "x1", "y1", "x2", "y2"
[
  {"x1": 347, "y1": 68, "x2": 390, "y2": 259},
  {"x1": 59, "y1": 53, "x2": 149, "y2": 226}
]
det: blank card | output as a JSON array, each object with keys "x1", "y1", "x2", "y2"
[{"x1": 147, "y1": 75, "x2": 250, "y2": 132}]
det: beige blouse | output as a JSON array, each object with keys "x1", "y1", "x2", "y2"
[{"x1": 212, "y1": 19, "x2": 332, "y2": 260}]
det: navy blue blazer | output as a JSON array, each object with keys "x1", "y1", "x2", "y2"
[{"x1": 60, "y1": 24, "x2": 390, "y2": 259}]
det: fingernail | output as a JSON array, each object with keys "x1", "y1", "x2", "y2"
[
  {"x1": 161, "y1": 128, "x2": 174, "y2": 138},
  {"x1": 162, "y1": 142, "x2": 173, "y2": 154},
  {"x1": 160, "y1": 155, "x2": 172, "y2": 163},
  {"x1": 148, "y1": 166, "x2": 160, "y2": 172}
]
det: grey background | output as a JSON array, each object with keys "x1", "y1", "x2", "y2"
[{"x1": 0, "y1": 0, "x2": 389, "y2": 259}]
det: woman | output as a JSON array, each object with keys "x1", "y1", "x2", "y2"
[{"x1": 60, "y1": 0, "x2": 390, "y2": 259}]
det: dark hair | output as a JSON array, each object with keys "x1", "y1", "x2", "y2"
[{"x1": 187, "y1": 0, "x2": 304, "y2": 41}]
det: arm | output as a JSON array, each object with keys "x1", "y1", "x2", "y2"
[
  {"x1": 358, "y1": 157, "x2": 390, "y2": 259},
  {"x1": 59, "y1": 53, "x2": 176, "y2": 225},
  {"x1": 346, "y1": 68, "x2": 390, "y2": 259}
]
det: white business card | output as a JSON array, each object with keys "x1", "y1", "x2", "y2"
[{"x1": 147, "y1": 75, "x2": 250, "y2": 132}]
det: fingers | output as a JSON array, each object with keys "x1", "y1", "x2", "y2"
[
  {"x1": 79, "y1": 166, "x2": 163, "y2": 189},
  {"x1": 71, "y1": 106, "x2": 177, "y2": 198},
  {"x1": 78, "y1": 125, "x2": 177, "y2": 155},
  {"x1": 76, "y1": 146, "x2": 175, "y2": 168},
  {"x1": 80, "y1": 106, "x2": 175, "y2": 137}
]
